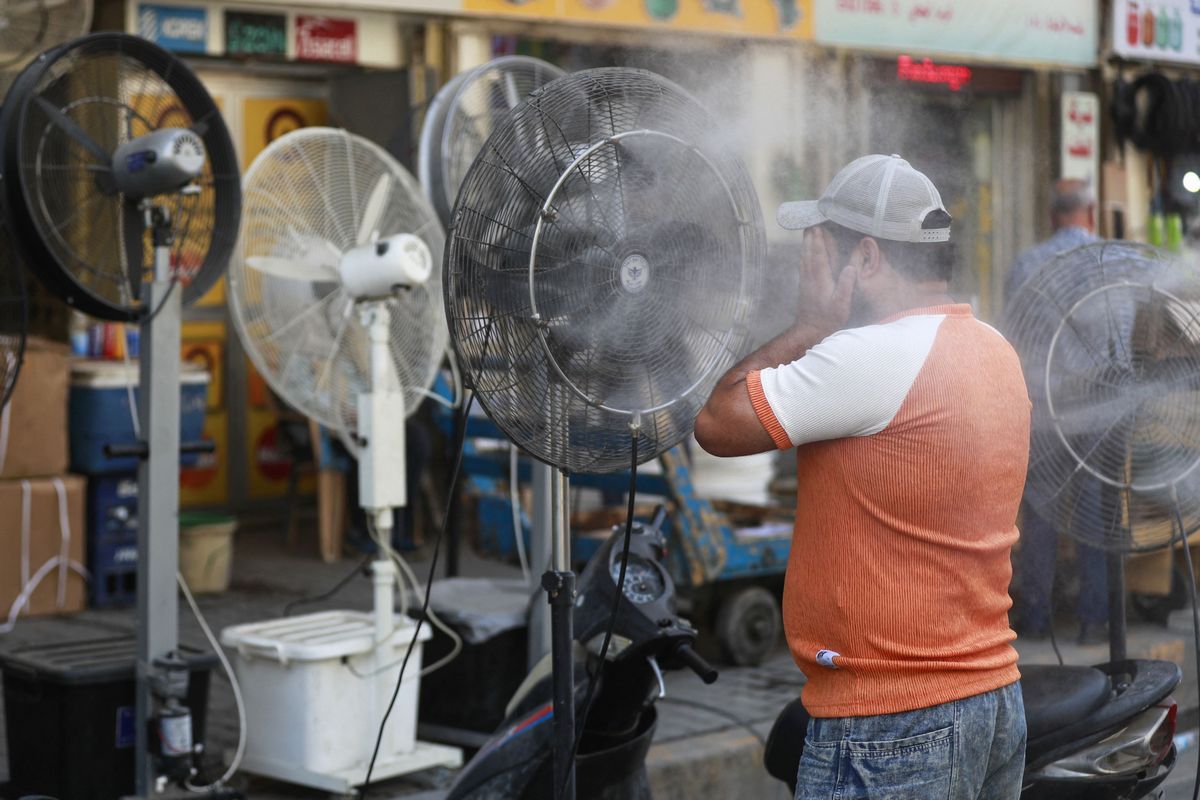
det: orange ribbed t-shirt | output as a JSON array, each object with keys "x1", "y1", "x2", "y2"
[{"x1": 747, "y1": 304, "x2": 1030, "y2": 717}]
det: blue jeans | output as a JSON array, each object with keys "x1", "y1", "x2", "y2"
[{"x1": 796, "y1": 682, "x2": 1026, "y2": 800}]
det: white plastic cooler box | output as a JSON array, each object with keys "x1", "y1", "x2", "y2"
[{"x1": 220, "y1": 610, "x2": 452, "y2": 788}]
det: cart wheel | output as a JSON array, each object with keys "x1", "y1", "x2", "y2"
[{"x1": 715, "y1": 586, "x2": 781, "y2": 666}]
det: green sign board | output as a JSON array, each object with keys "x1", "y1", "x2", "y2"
[{"x1": 226, "y1": 11, "x2": 286, "y2": 57}]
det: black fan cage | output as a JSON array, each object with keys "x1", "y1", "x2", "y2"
[
  {"x1": 0, "y1": 33, "x2": 241, "y2": 321},
  {"x1": 445, "y1": 68, "x2": 764, "y2": 474},
  {"x1": 1004, "y1": 240, "x2": 1200, "y2": 552}
]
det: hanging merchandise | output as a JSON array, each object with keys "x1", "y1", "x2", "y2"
[{"x1": 1111, "y1": 73, "x2": 1200, "y2": 156}]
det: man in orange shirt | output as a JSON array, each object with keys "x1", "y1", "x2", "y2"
[{"x1": 696, "y1": 155, "x2": 1030, "y2": 799}]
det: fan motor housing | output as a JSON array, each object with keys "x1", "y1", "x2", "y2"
[{"x1": 112, "y1": 128, "x2": 207, "y2": 198}]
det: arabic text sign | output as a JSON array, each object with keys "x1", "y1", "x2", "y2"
[
  {"x1": 461, "y1": 0, "x2": 813, "y2": 39},
  {"x1": 1061, "y1": 91, "x2": 1099, "y2": 185},
  {"x1": 815, "y1": 0, "x2": 1097, "y2": 66}
]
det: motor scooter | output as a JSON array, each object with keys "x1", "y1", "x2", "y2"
[
  {"x1": 446, "y1": 507, "x2": 719, "y2": 800},
  {"x1": 764, "y1": 657, "x2": 1180, "y2": 799}
]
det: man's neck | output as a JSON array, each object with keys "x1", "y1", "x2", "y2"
[{"x1": 858, "y1": 284, "x2": 955, "y2": 325}]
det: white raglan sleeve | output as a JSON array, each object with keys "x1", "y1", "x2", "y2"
[{"x1": 745, "y1": 316, "x2": 943, "y2": 449}]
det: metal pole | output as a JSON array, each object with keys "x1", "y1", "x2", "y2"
[
  {"x1": 528, "y1": 461, "x2": 553, "y2": 668},
  {"x1": 135, "y1": 229, "x2": 181, "y2": 796},
  {"x1": 542, "y1": 467, "x2": 575, "y2": 800},
  {"x1": 1107, "y1": 550, "x2": 1128, "y2": 665}
]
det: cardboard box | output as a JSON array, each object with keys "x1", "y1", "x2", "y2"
[
  {"x1": 0, "y1": 337, "x2": 70, "y2": 479},
  {"x1": 0, "y1": 474, "x2": 86, "y2": 619}
]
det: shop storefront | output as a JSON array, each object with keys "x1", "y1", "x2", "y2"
[
  {"x1": 1106, "y1": 0, "x2": 1200, "y2": 249},
  {"x1": 805, "y1": 0, "x2": 1099, "y2": 319},
  {"x1": 100, "y1": 0, "x2": 440, "y2": 510}
]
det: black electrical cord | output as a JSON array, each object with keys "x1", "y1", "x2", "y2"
[
  {"x1": 282, "y1": 554, "x2": 371, "y2": 617},
  {"x1": 557, "y1": 433, "x2": 639, "y2": 800},
  {"x1": 1046, "y1": 593, "x2": 1064, "y2": 667},
  {"x1": 658, "y1": 696, "x2": 766, "y2": 748},
  {"x1": 1171, "y1": 502, "x2": 1200, "y2": 800},
  {"x1": 361, "y1": 392, "x2": 475, "y2": 795}
]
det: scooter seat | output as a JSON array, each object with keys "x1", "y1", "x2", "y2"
[{"x1": 1021, "y1": 664, "x2": 1110, "y2": 741}]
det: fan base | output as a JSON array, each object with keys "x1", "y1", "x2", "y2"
[{"x1": 237, "y1": 741, "x2": 463, "y2": 793}]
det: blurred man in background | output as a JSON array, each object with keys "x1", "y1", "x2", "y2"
[{"x1": 1005, "y1": 178, "x2": 1108, "y2": 645}]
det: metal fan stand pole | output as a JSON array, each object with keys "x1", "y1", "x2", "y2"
[
  {"x1": 135, "y1": 204, "x2": 184, "y2": 796},
  {"x1": 543, "y1": 467, "x2": 576, "y2": 800},
  {"x1": 361, "y1": 300, "x2": 406, "y2": 769},
  {"x1": 1108, "y1": 552, "x2": 1128, "y2": 664}
]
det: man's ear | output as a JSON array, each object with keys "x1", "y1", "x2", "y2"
[{"x1": 858, "y1": 237, "x2": 883, "y2": 277}]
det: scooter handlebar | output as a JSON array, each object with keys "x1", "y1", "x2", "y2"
[{"x1": 675, "y1": 643, "x2": 719, "y2": 684}]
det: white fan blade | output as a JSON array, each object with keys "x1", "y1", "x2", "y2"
[
  {"x1": 502, "y1": 72, "x2": 521, "y2": 109},
  {"x1": 246, "y1": 255, "x2": 340, "y2": 283},
  {"x1": 358, "y1": 175, "x2": 391, "y2": 244}
]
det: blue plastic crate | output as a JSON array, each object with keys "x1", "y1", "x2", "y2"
[
  {"x1": 69, "y1": 361, "x2": 209, "y2": 475},
  {"x1": 86, "y1": 473, "x2": 138, "y2": 544},
  {"x1": 85, "y1": 473, "x2": 139, "y2": 608}
]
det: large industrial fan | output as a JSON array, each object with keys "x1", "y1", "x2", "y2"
[
  {"x1": 0, "y1": 32, "x2": 241, "y2": 796},
  {"x1": 1004, "y1": 240, "x2": 1200, "y2": 659},
  {"x1": 223, "y1": 126, "x2": 460, "y2": 793},
  {"x1": 419, "y1": 55, "x2": 564, "y2": 226},
  {"x1": 444, "y1": 67, "x2": 764, "y2": 797}
]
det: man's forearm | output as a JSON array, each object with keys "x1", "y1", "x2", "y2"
[
  {"x1": 693, "y1": 321, "x2": 832, "y2": 456},
  {"x1": 717, "y1": 322, "x2": 831, "y2": 391}
]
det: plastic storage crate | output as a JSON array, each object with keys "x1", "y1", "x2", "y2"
[
  {"x1": 69, "y1": 361, "x2": 209, "y2": 475},
  {"x1": 0, "y1": 637, "x2": 215, "y2": 800},
  {"x1": 86, "y1": 473, "x2": 139, "y2": 607},
  {"x1": 220, "y1": 610, "x2": 452, "y2": 786}
]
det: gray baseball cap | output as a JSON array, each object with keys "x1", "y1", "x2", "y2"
[{"x1": 778, "y1": 154, "x2": 952, "y2": 243}]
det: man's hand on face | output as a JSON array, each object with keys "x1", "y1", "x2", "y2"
[{"x1": 797, "y1": 227, "x2": 858, "y2": 337}]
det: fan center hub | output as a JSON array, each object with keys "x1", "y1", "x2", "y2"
[{"x1": 619, "y1": 254, "x2": 650, "y2": 294}]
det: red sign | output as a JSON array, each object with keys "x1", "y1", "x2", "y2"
[
  {"x1": 295, "y1": 15, "x2": 356, "y2": 63},
  {"x1": 896, "y1": 54, "x2": 972, "y2": 91}
]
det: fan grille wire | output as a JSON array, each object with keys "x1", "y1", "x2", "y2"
[
  {"x1": 0, "y1": 0, "x2": 92, "y2": 86},
  {"x1": 0, "y1": 226, "x2": 26, "y2": 410},
  {"x1": 1004, "y1": 241, "x2": 1200, "y2": 552},
  {"x1": 445, "y1": 68, "x2": 764, "y2": 474},
  {"x1": 229, "y1": 128, "x2": 447, "y2": 436},
  {"x1": 2, "y1": 34, "x2": 240, "y2": 320}
]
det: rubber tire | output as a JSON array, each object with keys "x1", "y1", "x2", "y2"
[{"x1": 715, "y1": 585, "x2": 782, "y2": 667}]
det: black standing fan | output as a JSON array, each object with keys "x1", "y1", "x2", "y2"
[
  {"x1": 444, "y1": 67, "x2": 764, "y2": 799},
  {"x1": 0, "y1": 32, "x2": 242, "y2": 796},
  {"x1": 1004, "y1": 241, "x2": 1200, "y2": 661},
  {"x1": 0, "y1": 225, "x2": 25, "y2": 409},
  {"x1": 0, "y1": 32, "x2": 240, "y2": 321}
]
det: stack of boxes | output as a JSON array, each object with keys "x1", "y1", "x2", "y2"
[{"x1": 0, "y1": 337, "x2": 87, "y2": 623}]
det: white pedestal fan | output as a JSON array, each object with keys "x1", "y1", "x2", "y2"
[{"x1": 222, "y1": 127, "x2": 460, "y2": 793}]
